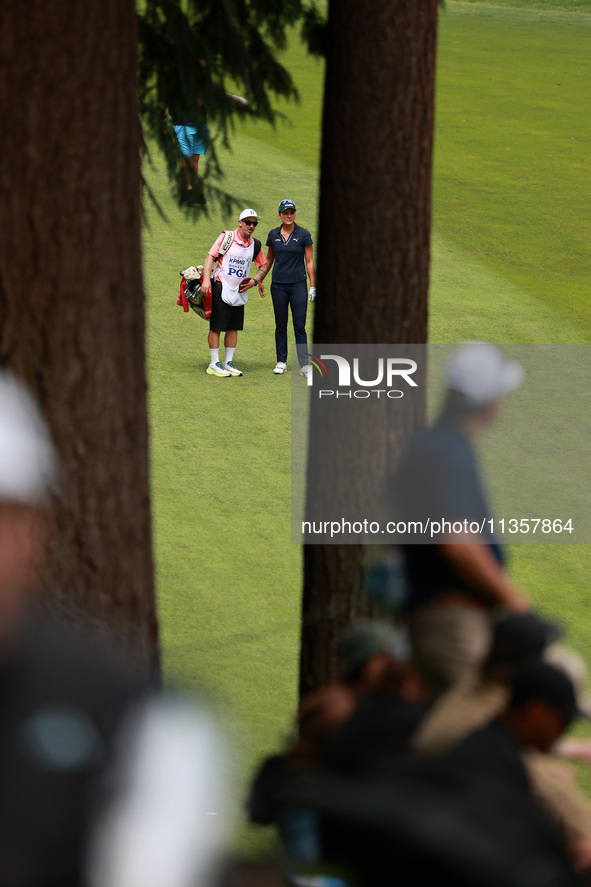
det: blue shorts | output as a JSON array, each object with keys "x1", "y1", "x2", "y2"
[{"x1": 174, "y1": 124, "x2": 209, "y2": 157}]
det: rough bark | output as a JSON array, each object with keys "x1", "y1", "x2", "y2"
[
  {"x1": 300, "y1": 0, "x2": 438, "y2": 695},
  {"x1": 0, "y1": 0, "x2": 158, "y2": 673}
]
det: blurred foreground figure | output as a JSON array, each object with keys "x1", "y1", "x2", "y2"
[
  {"x1": 0, "y1": 370, "x2": 142, "y2": 886},
  {"x1": 309, "y1": 661, "x2": 583, "y2": 887},
  {"x1": 412, "y1": 611, "x2": 563, "y2": 754},
  {"x1": 247, "y1": 622, "x2": 428, "y2": 887},
  {"x1": 322, "y1": 625, "x2": 426, "y2": 778},
  {"x1": 0, "y1": 371, "x2": 228, "y2": 887},
  {"x1": 294, "y1": 620, "x2": 408, "y2": 769},
  {"x1": 86, "y1": 696, "x2": 228, "y2": 887},
  {"x1": 413, "y1": 612, "x2": 591, "y2": 872},
  {"x1": 391, "y1": 343, "x2": 529, "y2": 694}
]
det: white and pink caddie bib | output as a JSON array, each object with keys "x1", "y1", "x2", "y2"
[{"x1": 209, "y1": 229, "x2": 265, "y2": 306}]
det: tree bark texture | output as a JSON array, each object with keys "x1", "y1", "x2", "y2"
[
  {"x1": 314, "y1": 0, "x2": 437, "y2": 344},
  {"x1": 0, "y1": 0, "x2": 158, "y2": 673},
  {"x1": 300, "y1": 0, "x2": 437, "y2": 695}
]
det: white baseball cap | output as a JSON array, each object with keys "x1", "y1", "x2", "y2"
[
  {"x1": 445, "y1": 343, "x2": 524, "y2": 406},
  {"x1": 0, "y1": 370, "x2": 58, "y2": 504},
  {"x1": 239, "y1": 208, "x2": 261, "y2": 221}
]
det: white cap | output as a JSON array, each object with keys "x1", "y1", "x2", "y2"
[
  {"x1": 0, "y1": 371, "x2": 58, "y2": 504},
  {"x1": 445, "y1": 342, "x2": 524, "y2": 406},
  {"x1": 239, "y1": 208, "x2": 261, "y2": 221}
]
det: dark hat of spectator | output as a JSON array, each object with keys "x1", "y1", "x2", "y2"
[
  {"x1": 509, "y1": 660, "x2": 582, "y2": 724},
  {"x1": 488, "y1": 613, "x2": 563, "y2": 665}
]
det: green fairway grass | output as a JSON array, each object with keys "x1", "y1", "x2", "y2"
[
  {"x1": 143, "y1": 0, "x2": 591, "y2": 852},
  {"x1": 449, "y1": 0, "x2": 591, "y2": 13},
  {"x1": 431, "y1": 7, "x2": 591, "y2": 339}
]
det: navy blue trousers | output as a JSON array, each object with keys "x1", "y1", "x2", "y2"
[{"x1": 271, "y1": 280, "x2": 308, "y2": 366}]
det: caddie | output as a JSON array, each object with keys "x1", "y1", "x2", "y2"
[{"x1": 200, "y1": 209, "x2": 267, "y2": 377}]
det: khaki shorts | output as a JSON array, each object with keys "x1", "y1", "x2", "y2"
[{"x1": 407, "y1": 601, "x2": 493, "y2": 696}]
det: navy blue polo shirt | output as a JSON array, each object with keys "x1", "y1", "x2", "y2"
[
  {"x1": 266, "y1": 223, "x2": 313, "y2": 284},
  {"x1": 389, "y1": 418, "x2": 504, "y2": 608}
]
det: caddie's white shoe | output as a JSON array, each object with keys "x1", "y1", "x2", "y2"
[
  {"x1": 274, "y1": 362, "x2": 287, "y2": 375},
  {"x1": 223, "y1": 361, "x2": 243, "y2": 377},
  {"x1": 206, "y1": 361, "x2": 231, "y2": 377}
]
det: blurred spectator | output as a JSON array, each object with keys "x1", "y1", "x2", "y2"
[
  {"x1": 412, "y1": 611, "x2": 563, "y2": 754},
  {"x1": 293, "y1": 620, "x2": 405, "y2": 769},
  {"x1": 413, "y1": 612, "x2": 591, "y2": 872},
  {"x1": 0, "y1": 369, "x2": 144, "y2": 886},
  {"x1": 446, "y1": 658, "x2": 582, "y2": 761},
  {"x1": 323, "y1": 627, "x2": 427, "y2": 777},
  {"x1": 247, "y1": 621, "x2": 405, "y2": 878},
  {"x1": 0, "y1": 370, "x2": 229, "y2": 887},
  {"x1": 306, "y1": 661, "x2": 582, "y2": 887},
  {"x1": 391, "y1": 343, "x2": 529, "y2": 695}
]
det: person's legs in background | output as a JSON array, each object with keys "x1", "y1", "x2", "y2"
[
  {"x1": 173, "y1": 124, "x2": 209, "y2": 192},
  {"x1": 180, "y1": 153, "x2": 200, "y2": 186}
]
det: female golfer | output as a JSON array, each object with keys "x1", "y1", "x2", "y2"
[{"x1": 258, "y1": 199, "x2": 316, "y2": 376}]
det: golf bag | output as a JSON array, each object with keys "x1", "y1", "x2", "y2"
[{"x1": 177, "y1": 266, "x2": 211, "y2": 320}]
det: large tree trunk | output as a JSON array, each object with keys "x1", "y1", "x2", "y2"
[
  {"x1": 0, "y1": 0, "x2": 158, "y2": 673},
  {"x1": 300, "y1": 0, "x2": 437, "y2": 695}
]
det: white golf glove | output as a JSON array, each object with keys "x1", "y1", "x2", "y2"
[{"x1": 308, "y1": 287, "x2": 316, "y2": 303}]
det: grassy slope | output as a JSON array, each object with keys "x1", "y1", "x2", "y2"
[
  {"x1": 448, "y1": 0, "x2": 591, "y2": 12},
  {"x1": 430, "y1": 7, "x2": 591, "y2": 341},
  {"x1": 143, "y1": 0, "x2": 591, "y2": 849}
]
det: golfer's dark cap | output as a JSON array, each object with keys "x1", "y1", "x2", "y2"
[
  {"x1": 278, "y1": 199, "x2": 296, "y2": 213},
  {"x1": 488, "y1": 612, "x2": 563, "y2": 665},
  {"x1": 510, "y1": 660, "x2": 581, "y2": 723}
]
